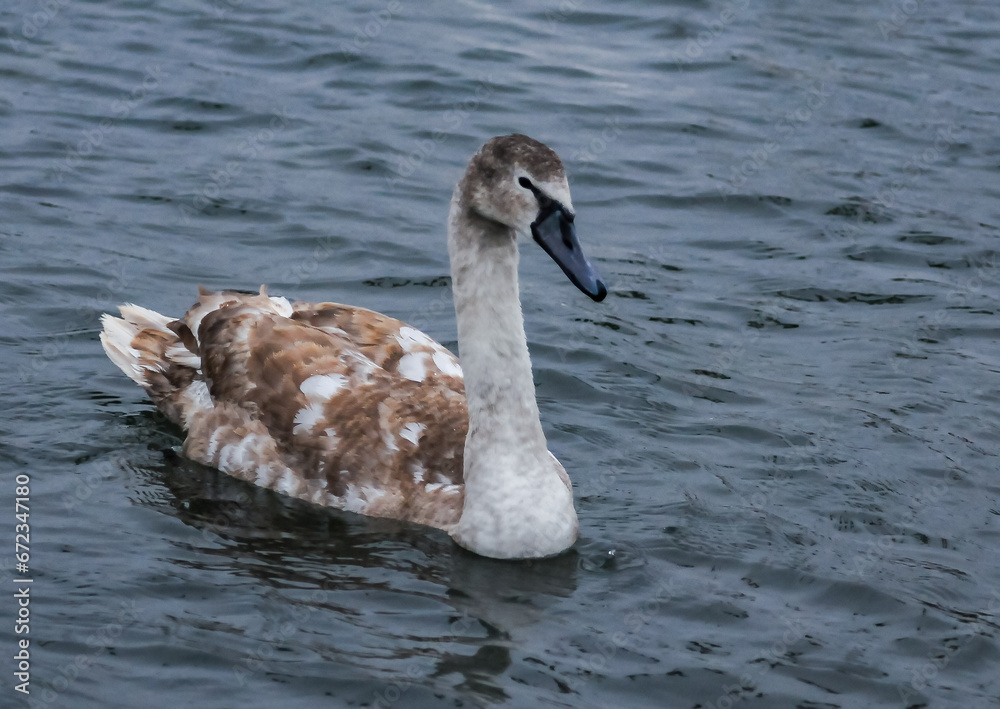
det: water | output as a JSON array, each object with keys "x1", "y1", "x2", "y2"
[{"x1": 2, "y1": 0, "x2": 999, "y2": 707}]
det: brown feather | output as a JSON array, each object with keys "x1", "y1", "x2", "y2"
[{"x1": 123, "y1": 289, "x2": 470, "y2": 530}]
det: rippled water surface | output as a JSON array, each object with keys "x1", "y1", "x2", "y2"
[{"x1": 3, "y1": 0, "x2": 1000, "y2": 707}]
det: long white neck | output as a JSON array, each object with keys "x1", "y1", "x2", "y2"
[
  {"x1": 446, "y1": 191, "x2": 578, "y2": 559},
  {"x1": 447, "y1": 198, "x2": 547, "y2": 454}
]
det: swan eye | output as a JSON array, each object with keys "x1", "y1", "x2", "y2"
[{"x1": 518, "y1": 177, "x2": 533, "y2": 190}]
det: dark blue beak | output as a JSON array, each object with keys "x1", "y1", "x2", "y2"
[{"x1": 530, "y1": 206, "x2": 607, "y2": 302}]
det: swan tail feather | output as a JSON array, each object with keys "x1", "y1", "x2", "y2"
[{"x1": 100, "y1": 304, "x2": 211, "y2": 427}]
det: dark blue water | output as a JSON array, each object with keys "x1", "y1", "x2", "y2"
[{"x1": 2, "y1": 0, "x2": 999, "y2": 707}]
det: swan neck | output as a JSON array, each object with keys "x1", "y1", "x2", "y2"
[
  {"x1": 444, "y1": 182, "x2": 578, "y2": 560},
  {"x1": 447, "y1": 196, "x2": 546, "y2": 452}
]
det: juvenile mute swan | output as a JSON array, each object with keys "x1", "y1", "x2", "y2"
[{"x1": 101, "y1": 134, "x2": 606, "y2": 559}]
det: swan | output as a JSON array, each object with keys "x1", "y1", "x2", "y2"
[{"x1": 100, "y1": 134, "x2": 607, "y2": 559}]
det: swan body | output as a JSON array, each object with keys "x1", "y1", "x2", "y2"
[{"x1": 101, "y1": 134, "x2": 606, "y2": 559}]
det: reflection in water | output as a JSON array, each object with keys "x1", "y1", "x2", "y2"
[
  {"x1": 148, "y1": 445, "x2": 578, "y2": 704},
  {"x1": 431, "y1": 643, "x2": 511, "y2": 703}
]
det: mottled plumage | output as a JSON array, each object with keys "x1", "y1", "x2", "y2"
[
  {"x1": 101, "y1": 134, "x2": 606, "y2": 559},
  {"x1": 103, "y1": 289, "x2": 468, "y2": 529}
]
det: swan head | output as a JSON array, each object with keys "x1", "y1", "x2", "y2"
[{"x1": 460, "y1": 134, "x2": 607, "y2": 302}]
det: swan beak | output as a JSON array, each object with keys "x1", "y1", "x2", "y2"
[{"x1": 531, "y1": 206, "x2": 608, "y2": 302}]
